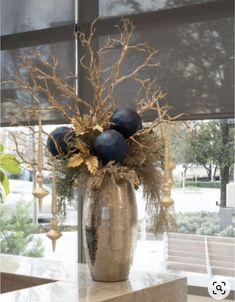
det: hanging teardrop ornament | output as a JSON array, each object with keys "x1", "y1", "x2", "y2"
[
  {"x1": 47, "y1": 229, "x2": 62, "y2": 252},
  {"x1": 160, "y1": 196, "x2": 174, "y2": 208},
  {"x1": 47, "y1": 158, "x2": 62, "y2": 252}
]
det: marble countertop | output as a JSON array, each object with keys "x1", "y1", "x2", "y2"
[{"x1": 0, "y1": 254, "x2": 187, "y2": 302}]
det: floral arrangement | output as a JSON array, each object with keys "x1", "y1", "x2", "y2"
[{"x1": 6, "y1": 18, "x2": 178, "y2": 232}]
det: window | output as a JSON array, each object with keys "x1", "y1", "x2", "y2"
[
  {"x1": 1, "y1": 0, "x2": 75, "y2": 126},
  {"x1": 1, "y1": 0, "x2": 74, "y2": 35},
  {"x1": 1, "y1": 0, "x2": 234, "y2": 294},
  {"x1": 0, "y1": 125, "x2": 78, "y2": 261},
  {"x1": 0, "y1": 0, "x2": 77, "y2": 262},
  {"x1": 133, "y1": 118, "x2": 235, "y2": 292}
]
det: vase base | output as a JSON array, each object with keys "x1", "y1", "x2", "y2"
[{"x1": 91, "y1": 276, "x2": 129, "y2": 282}]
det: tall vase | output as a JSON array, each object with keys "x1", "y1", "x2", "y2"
[{"x1": 83, "y1": 175, "x2": 137, "y2": 282}]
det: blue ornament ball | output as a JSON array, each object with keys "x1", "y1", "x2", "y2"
[
  {"x1": 94, "y1": 129, "x2": 128, "y2": 164},
  {"x1": 110, "y1": 108, "x2": 142, "y2": 138},
  {"x1": 47, "y1": 126, "x2": 75, "y2": 157}
]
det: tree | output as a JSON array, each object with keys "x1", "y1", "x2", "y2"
[
  {"x1": 190, "y1": 122, "x2": 217, "y2": 181},
  {"x1": 172, "y1": 123, "x2": 195, "y2": 177},
  {"x1": 212, "y1": 120, "x2": 234, "y2": 206},
  {"x1": 173, "y1": 120, "x2": 234, "y2": 206},
  {"x1": 0, "y1": 202, "x2": 44, "y2": 257},
  {"x1": 190, "y1": 120, "x2": 234, "y2": 206}
]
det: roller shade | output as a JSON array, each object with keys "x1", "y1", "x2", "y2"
[
  {"x1": 1, "y1": 0, "x2": 234, "y2": 126},
  {"x1": 1, "y1": 0, "x2": 75, "y2": 35},
  {"x1": 91, "y1": 0, "x2": 234, "y2": 120},
  {"x1": 95, "y1": 14, "x2": 234, "y2": 120},
  {"x1": 1, "y1": 40, "x2": 75, "y2": 126}
]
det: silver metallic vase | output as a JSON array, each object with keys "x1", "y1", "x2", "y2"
[{"x1": 83, "y1": 175, "x2": 137, "y2": 282}]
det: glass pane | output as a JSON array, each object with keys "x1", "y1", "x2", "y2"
[
  {"x1": 99, "y1": 0, "x2": 218, "y2": 17},
  {"x1": 1, "y1": 40, "x2": 75, "y2": 125},
  {"x1": 1, "y1": 0, "x2": 75, "y2": 35},
  {"x1": 170, "y1": 118, "x2": 235, "y2": 283},
  {"x1": 133, "y1": 118, "x2": 235, "y2": 289},
  {"x1": 98, "y1": 16, "x2": 234, "y2": 119},
  {"x1": 0, "y1": 124, "x2": 78, "y2": 261}
]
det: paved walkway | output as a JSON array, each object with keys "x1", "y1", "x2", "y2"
[{"x1": 172, "y1": 188, "x2": 220, "y2": 213}]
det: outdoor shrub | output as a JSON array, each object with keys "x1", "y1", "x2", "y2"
[
  {"x1": 176, "y1": 211, "x2": 219, "y2": 235},
  {"x1": 189, "y1": 181, "x2": 221, "y2": 189},
  {"x1": 0, "y1": 201, "x2": 44, "y2": 257},
  {"x1": 174, "y1": 181, "x2": 221, "y2": 189},
  {"x1": 197, "y1": 223, "x2": 219, "y2": 235},
  {"x1": 139, "y1": 211, "x2": 221, "y2": 236},
  {"x1": 220, "y1": 225, "x2": 235, "y2": 237}
]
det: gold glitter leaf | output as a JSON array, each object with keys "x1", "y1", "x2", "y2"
[
  {"x1": 85, "y1": 156, "x2": 99, "y2": 175},
  {"x1": 67, "y1": 154, "x2": 84, "y2": 168},
  {"x1": 93, "y1": 124, "x2": 103, "y2": 132},
  {"x1": 71, "y1": 118, "x2": 86, "y2": 135},
  {"x1": 75, "y1": 138, "x2": 89, "y2": 154}
]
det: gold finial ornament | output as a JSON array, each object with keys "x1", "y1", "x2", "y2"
[
  {"x1": 160, "y1": 196, "x2": 174, "y2": 208},
  {"x1": 47, "y1": 229, "x2": 62, "y2": 252},
  {"x1": 32, "y1": 110, "x2": 48, "y2": 210},
  {"x1": 47, "y1": 159, "x2": 62, "y2": 252},
  {"x1": 32, "y1": 187, "x2": 49, "y2": 209},
  {"x1": 160, "y1": 123, "x2": 175, "y2": 209}
]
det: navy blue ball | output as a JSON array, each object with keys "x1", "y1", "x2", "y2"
[
  {"x1": 94, "y1": 129, "x2": 128, "y2": 164},
  {"x1": 110, "y1": 108, "x2": 142, "y2": 138},
  {"x1": 47, "y1": 127, "x2": 75, "y2": 157}
]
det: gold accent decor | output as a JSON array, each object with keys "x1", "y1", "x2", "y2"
[
  {"x1": 161, "y1": 123, "x2": 175, "y2": 208},
  {"x1": 32, "y1": 187, "x2": 49, "y2": 210},
  {"x1": 32, "y1": 110, "x2": 48, "y2": 210},
  {"x1": 47, "y1": 229, "x2": 62, "y2": 252},
  {"x1": 47, "y1": 159, "x2": 62, "y2": 252}
]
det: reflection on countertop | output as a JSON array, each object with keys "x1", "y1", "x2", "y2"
[{"x1": 0, "y1": 254, "x2": 187, "y2": 302}]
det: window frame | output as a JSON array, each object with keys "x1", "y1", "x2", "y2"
[{"x1": 0, "y1": 2, "x2": 234, "y2": 294}]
